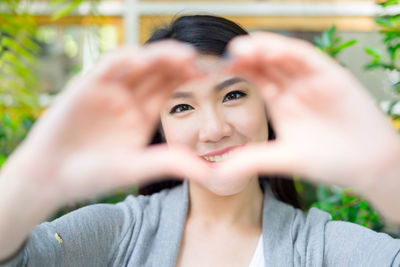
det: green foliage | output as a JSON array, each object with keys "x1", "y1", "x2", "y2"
[
  {"x1": 365, "y1": 1, "x2": 400, "y2": 93},
  {"x1": 0, "y1": 109, "x2": 35, "y2": 167},
  {"x1": 0, "y1": 1, "x2": 41, "y2": 168},
  {"x1": 378, "y1": 0, "x2": 399, "y2": 8},
  {"x1": 313, "y1": 25, "x2": 357, "y2": 60},
  {"x1": 311, "y1": 186, "x2": 383, "y2": 231},
  {"x1": 1, "y1": 1, "x2": 117, "y2": 217},
  {"x1": 51, "y1": 0, "x2": 102, "y2": 20},
  {"x1": 295, "y1": 180, "x2": 383, "y2": 232},
  {"x1": 0, "y1": 2, "x2": 41, "y2": 115}
]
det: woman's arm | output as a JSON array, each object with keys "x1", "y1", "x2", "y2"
[
  {"x1": 324, "y1": 220, "x2": 400, "y2": 266},
  {"x1": 0, "y1": 42, "x2": 208, "y2": 262},
  {"x1": 0, "y1": 152, "x2": 56, "y2": 261},
  {"x1": 0, "y1": 171, "x2": 138, "y2": 266}
]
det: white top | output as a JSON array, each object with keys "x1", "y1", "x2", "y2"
[{"x1": 248, "y1": 234, "x2": 265, "y2": 267}]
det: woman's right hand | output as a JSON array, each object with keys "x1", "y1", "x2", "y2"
[{"x1": 0, "y1": 41, "x2": 208, "y2": 208}]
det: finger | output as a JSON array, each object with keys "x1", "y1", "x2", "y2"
[
  {"x1": 213, "y1": 142, "x2": 303, "y2": 182},
  {"x1": 227, "y1": 31, "x2": 340, "y2": 84},
  {"x1": 226, "y1": 44, "x2": 291, "y2": 87},
  {"x1": 122, "y1": 41, "x2": 199, "y2": 86},
  {"x1": 57, "y1": 145, "x2": 209, "y2": 202},
  {"x1": 110, "y1": 144, "x2": 210, "y2": 187},
  {"x1": 224, "y1": 64, "x2": 282, "y2": 107},
  {"x1": 91, "y1": 41, "x2": 198, "y2": 88},
  {"x1": 129, "y1": 58, "x2": 200, "y2": 102},
  {"x1": 128, "y1": 66, "x2": 201, "y2": 124},
  {"x1": 92, "y1": 46, "x2": 141, "y2": 80}
]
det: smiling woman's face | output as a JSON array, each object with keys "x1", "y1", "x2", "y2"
[{"x1": 160, "y1": 55, "x2": 269, "y2": 195}]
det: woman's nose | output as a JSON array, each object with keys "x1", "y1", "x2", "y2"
[{"x1": 198, "y1": 108, "x2": 233, "y2": 142}]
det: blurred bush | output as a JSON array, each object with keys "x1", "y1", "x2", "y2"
[{"x1": 1, "y1": 1, "x2": 41, "y2": 166}]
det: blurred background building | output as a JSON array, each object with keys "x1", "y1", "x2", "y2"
[{"x1": 14, "y1": 0, "x2": 399, "y2": 102}]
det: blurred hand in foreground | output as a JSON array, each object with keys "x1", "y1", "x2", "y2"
[
  {"x1": 213, "y1": 32, "x2": 400, "y2": 223},
  {"x1": 1, "y1": 41, "x2": 209, "y2": 208}
]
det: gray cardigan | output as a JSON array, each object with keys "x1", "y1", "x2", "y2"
[{"x1": 2, "y1": 181, "x2": 400, "y2": 267}]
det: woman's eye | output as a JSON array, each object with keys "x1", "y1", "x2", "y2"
[
  {"x1": 169, "y1": 104, "x2": 194, "y2": 114},
  {"x1": 223, "y1": 90, "x2": 247, "y2": 102}
]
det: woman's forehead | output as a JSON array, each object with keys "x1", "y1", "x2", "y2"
[{"x1": 171, "y1": 75, "x2": 249, "y2": 99}]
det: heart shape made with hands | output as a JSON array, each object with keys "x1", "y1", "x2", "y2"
[
  {"x1": 153, "y1": 31, "x2": 400, "y2": 199},
  {"x1": 140, "y1": 32, "x2": 394, "y2": 197},
  {"x1": 22, "y1": 32, "x2": 393, "y2": 203}
]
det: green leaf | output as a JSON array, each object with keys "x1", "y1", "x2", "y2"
[
  {"x1": 387, "y1": 44, "x2": 400, "y2": 61},
  {"x1": 313, "y1": 36, "x2": 323, "y2": 50},
  {"x1": 51, "y1": 0, "x2": 68, "y2": 5},
  {"x1": 336, "y1": 40, "x2": 357, "y2": 52},
  {"x1": 332, "y1": 36, "x2": 342, "y2": 47},
  {"x1": 321, "y1": 29, "x2": 332, "y2": 49},
  {"x1": 326, "y1": 25, "x2": 336, "y2": 44},
  {"x1": 379, "y1": 0, "x2": 399, "y2": 7},
  {"x1": 376, "y1": 17, "x2": 393, "y2": 27},
  {"x1": 316, "y1": 186, "x2": 331, "y2": 201},
  {"x1": 383, "y1": 33, "x2": 399, "y2": 43},
  {"x1": 364, "y1": 62, "x2": 393, "y2": 71},
  {"x1": 1, "y1": 36, "x2": 36, "y2": 65},
  {"x1": 0, "y1": 155, "x2": 7, "y2": 167},
  {"x1": 52, "y1": 0, "x2": 85, "y2": 20},
  {"x1": 2, "y1": 112, "x2": 12, "y2": 129},
  {"x1": 365, "y1": 47, "x2": 382, "y2": 59}
]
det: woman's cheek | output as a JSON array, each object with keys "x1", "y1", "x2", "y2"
[
  {"x1": 226, "y1": 103, "x2": 268, "y2": 142},
  {"x1": 162, "y1": 117, "x2": 198, "y2": 147}
]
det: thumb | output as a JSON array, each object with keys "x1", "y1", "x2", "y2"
[
  {"x1": 111, "y1": 144, "x2": 210, "y2": 187},
  {"x1": 214, "y1": 142, "x2": 301, "y2": 181}
]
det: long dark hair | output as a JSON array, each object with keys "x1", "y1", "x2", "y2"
[{"x1": 140, "y1": 15, "x2": 301, "y2": 209}]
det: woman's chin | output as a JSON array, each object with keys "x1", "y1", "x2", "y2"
[{"x1": 197, "y1": 177, "x2": 252, "y2": 196}]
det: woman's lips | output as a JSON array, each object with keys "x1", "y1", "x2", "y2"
[{"x1": 200, "y1": 145, "x2": 243, "y2": 164}]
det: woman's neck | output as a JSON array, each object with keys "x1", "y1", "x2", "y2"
[{"x1": 187, "y1": 177, "x2": 264, "y2": 229}]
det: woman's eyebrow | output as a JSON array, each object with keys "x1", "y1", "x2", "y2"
[
  {"x1": 214, "y1": 77, "x2": 245, "y2": 91},
  {"x1": 170, "y1": 77, "x2": 246, "y2": 99},
  {"x1": 171, "y1": 91, "x2": 193, "y2": 99}
]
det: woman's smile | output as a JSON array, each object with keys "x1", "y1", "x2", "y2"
[{"x1": 200, "y1": 144, "x2": 244, "y2": 163}]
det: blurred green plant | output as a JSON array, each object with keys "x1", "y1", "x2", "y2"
[
  {"x1": 309, "y1": 25, "x2": 384, "y2": 232},
  {"x1": 1, "y1": 0, "x2": 42, "y2": 168},
  {"x1": 0, "y1": 1, "x2": 41, "y2": 115},
  {"x1": 0, "y1": 108, "x2": 35, "y2": 166},
  {"x1": 312, "y1": 186, "x2": 383, "y2": 231},
  {"x1": 313, "y1": 25, "x2": 357, "y2": 60},
  {"x1": 51, "y1": 0, "x2": 102, "y2": 20},
  {"x1": 364, "y1": 1, "x2": 400, "y2": 93}
]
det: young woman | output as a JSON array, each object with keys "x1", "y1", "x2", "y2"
[{"x1": 0, "y1": 15, "x2": 400, "y2": 266}]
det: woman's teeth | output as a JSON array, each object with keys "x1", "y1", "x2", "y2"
[{"x1": 203, "y1": 151, "x2": 232, "y2": 162}]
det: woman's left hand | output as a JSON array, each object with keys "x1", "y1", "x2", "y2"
[{"x1": 213, "y1": 32, "x2": 400, "y2": 223}]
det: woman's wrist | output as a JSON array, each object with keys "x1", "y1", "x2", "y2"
[
  {"x1": 359, "y1": 138, "x2": 400, "y2": 224},
  {"x1": 0, "y1": 147, "x2": 60, "y2": 222},
  {"x1": 0, "y1": 168, "x2": 56, "y2": 261}
]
